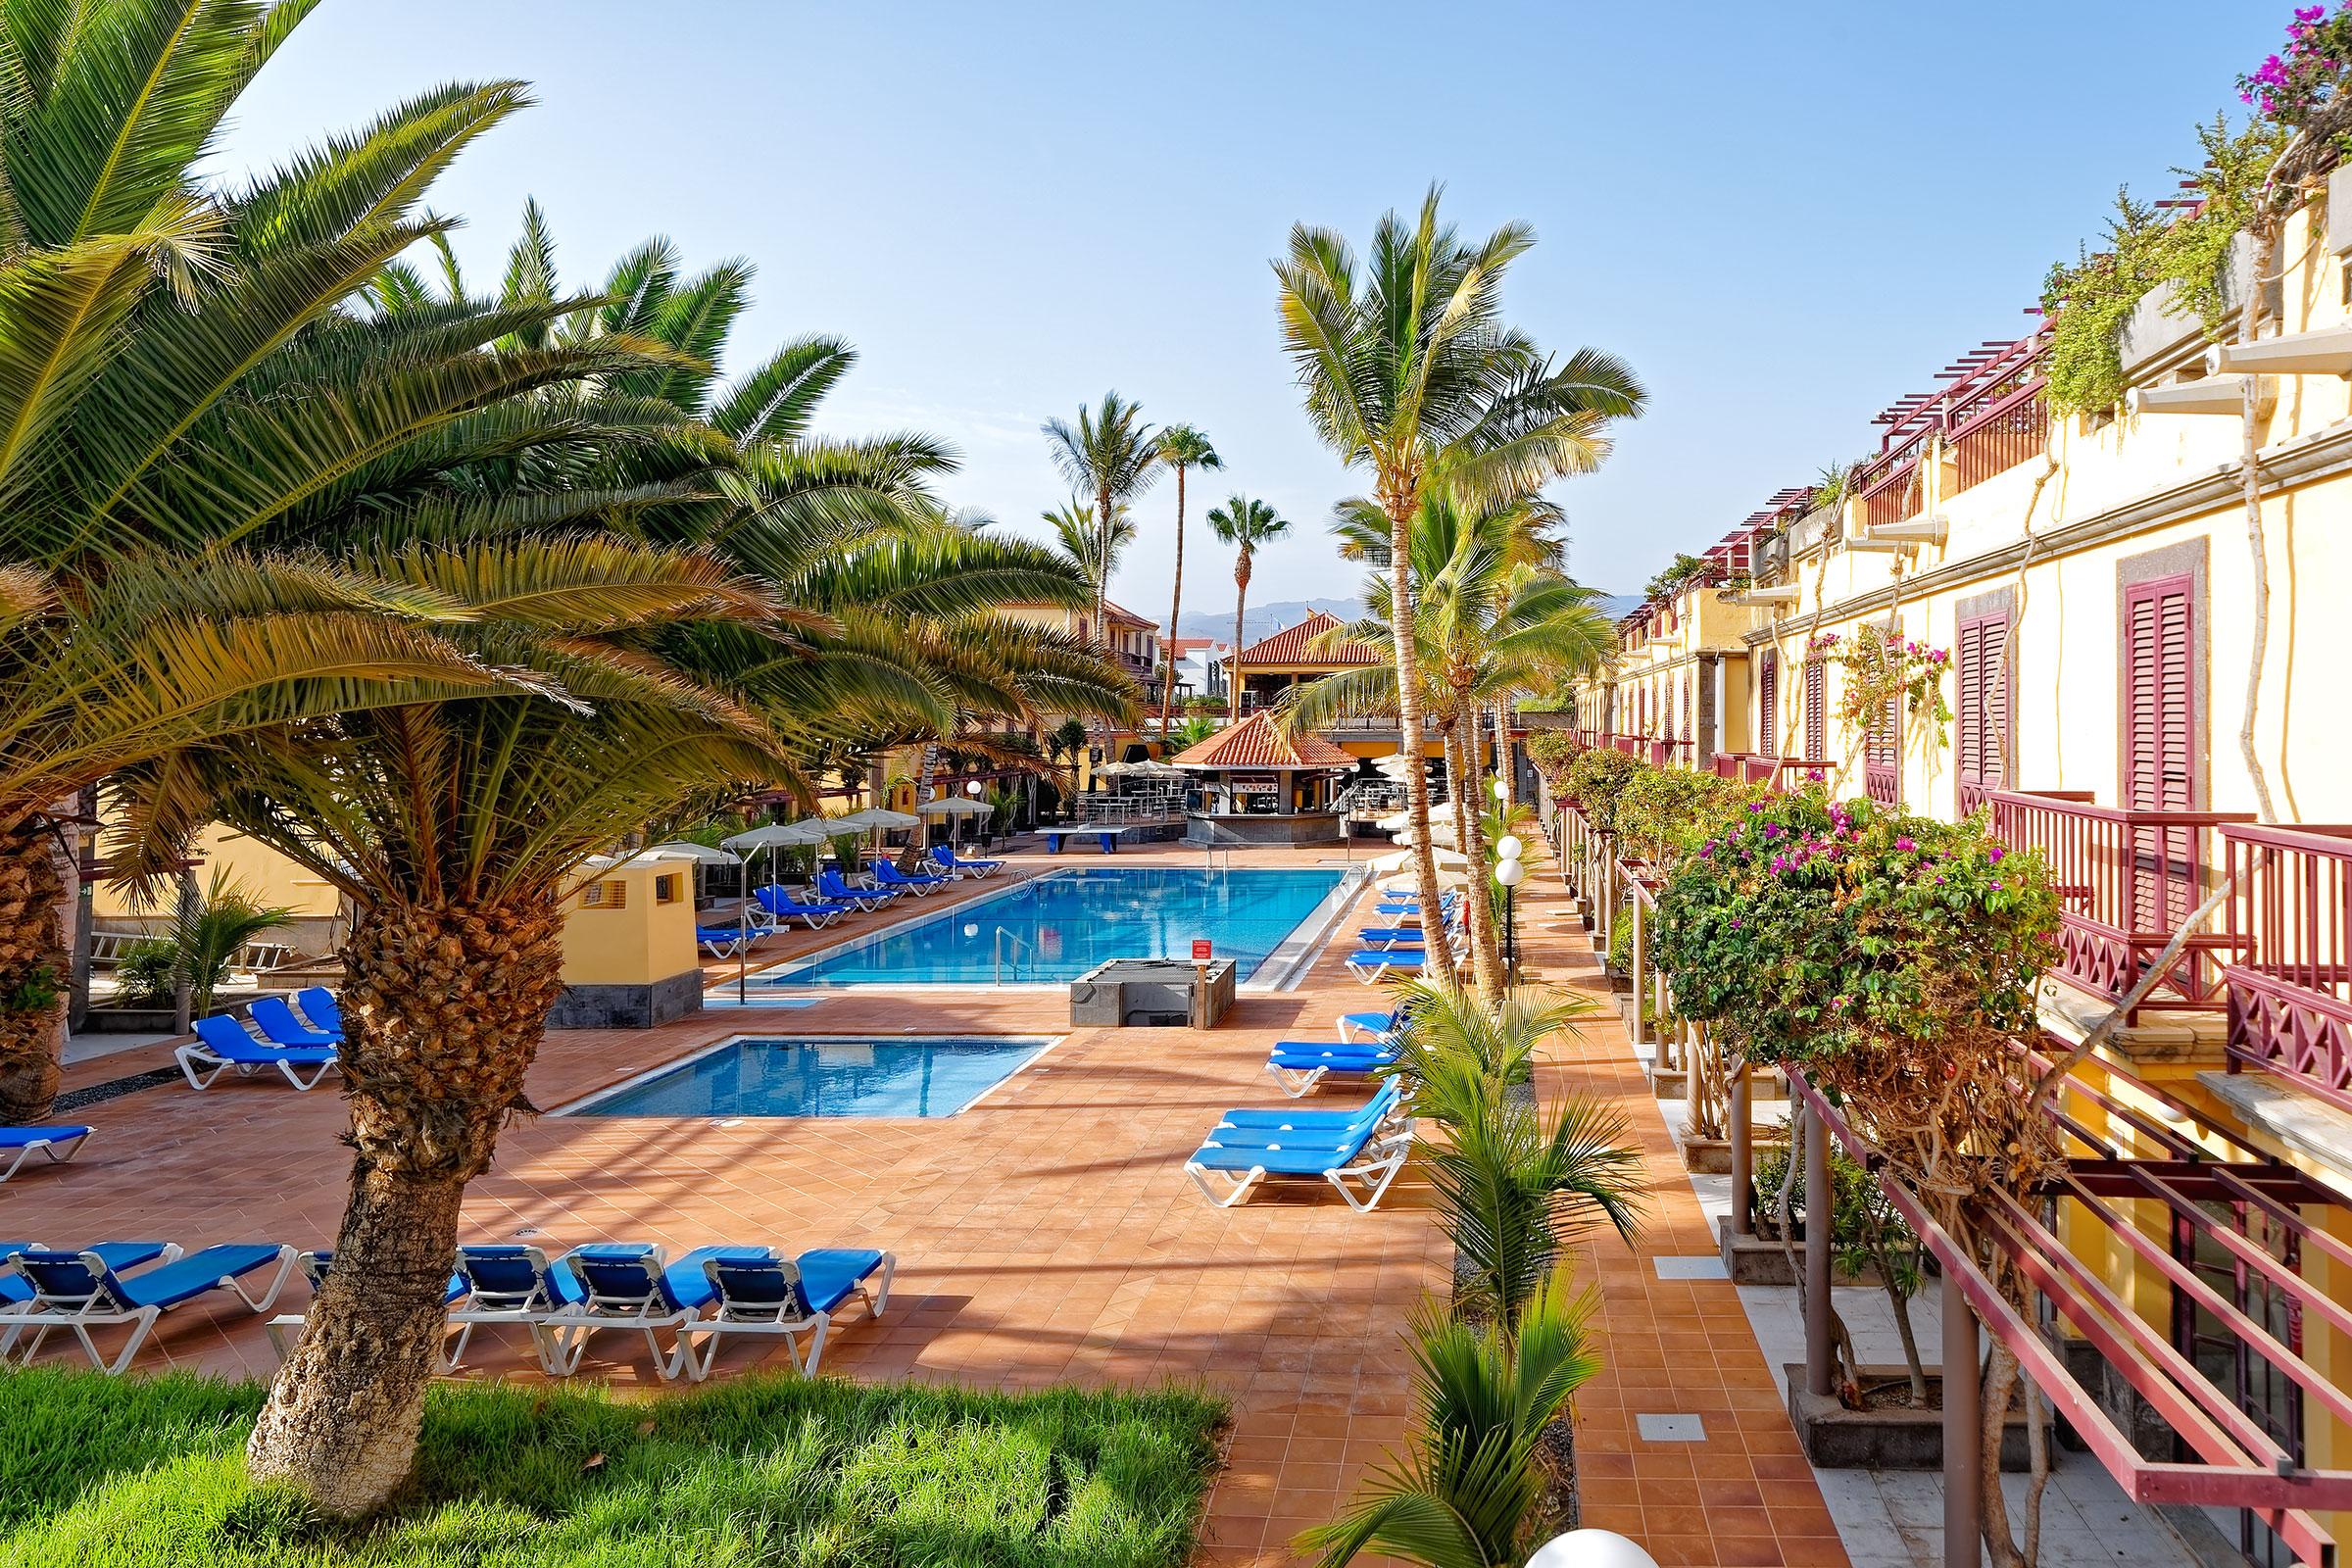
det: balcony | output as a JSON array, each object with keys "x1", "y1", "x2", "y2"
[
  {"x1": 1987, "y1": 790, "x2": 2255, "y2": 1018},
  {"x1": 2221, "y1": 822, "x2": 2352, "y2": 1114},
  {"x1": 1710, "y1": 752, "x2": 1831, "y2": 791}
]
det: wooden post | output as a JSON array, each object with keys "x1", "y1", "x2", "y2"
[
  {"x1": 1804, "y1": 1102, "x2": 1835, "y2": 1397},
  {"x1": 1729, "y1": 1062, "x2": 1753, "y2": 1238},
  {"x1": 1630, "y1": 891, "x2": 1648, "y2": 1048},
  {"x1": 1942, "y1": 1266, "x2": 1982, "y2": 1568}
]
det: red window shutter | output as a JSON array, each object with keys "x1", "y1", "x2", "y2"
[
  {"x1": 1955, "y1": 612, "x2": 2011, "y2": 809},
  {"x1": 1803, "y1": 657, "x2": 1826, "y2": 760},
  {"x1": 1759, "y1": 650, "x2": 1779, "y2": 755},
  {"x1": 2123, "y1": 575, "x2": 2196, "y2": 926}
]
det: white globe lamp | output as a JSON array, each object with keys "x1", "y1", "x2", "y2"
[
  {"x1": 1496, "y1": 833, "x2": 1524, "y2": 861},
  {"x1": 966, "y1": 779, "x2": 984, "y2": 796},
  {"x1": 1526, "y1": 1529, "x2": 1661, "y2": 1568},
  {"x1": 1494, "y1": 857, "x2": 1526, "y2": 888},
  {"x1": 1492, "y1": 775, "x2": 1507, "y2": 800}
]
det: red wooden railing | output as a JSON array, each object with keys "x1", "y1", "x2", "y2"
[
  {"x1": 1988, "y1": 790, "x2": 2255, "y2": 1016},
  {"x1": 2221, "y1": 822, "x2": 2352, "y2": 1114},
  {"x1": 1948, "y1": 379, "x2": 2049, "y2": 493}
]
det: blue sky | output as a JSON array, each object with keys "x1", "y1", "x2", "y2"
[{"x1": 221, "y1": 1, "x2": 2276, "y2": 606}]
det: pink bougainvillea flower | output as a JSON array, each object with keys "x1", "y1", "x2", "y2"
[{"x1": 1895, "y1": 836, "x2": 1917, "y2": 852}]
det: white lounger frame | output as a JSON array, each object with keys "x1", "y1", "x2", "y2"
[
  {"x1": 673, "y1": 1251, "x2": 896, "y2": 1382},
  {"x1": 0, "y1": 1127, "x2": 91, "y2": 1182},
  {"x1": 174, "y1": 1040, "x2": 337, "y2": 1092},
  {"x1": 1265, "y1": 1054, "x2": 1391, "y2": 1098},
  {"x1": 1185, "y1": 1126, "x2": 1414, "y2": 1212},
  {"x1": 1, "y1": 1244, "x2": 296, "y2": 1375}
]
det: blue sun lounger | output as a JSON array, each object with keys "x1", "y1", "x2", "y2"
[
  {"x1": 1338, "y1": 1008, "x2": 1403, "y2": 1045},
  {"x1": 1345, "y1": 948, "x2": 1430, "y2": 984},
  {"x1": 673, "y1": 1247, "x2": 896, "y2": 1381},
  {"x1": 1266, "y1": 1042, "x2": 1400, "y2": 1097},
  {"x1": 1207, "y1": 1080, "x2": 1404, "y2": 1142},
  {"x1": 446, "y1": 1245, "x2": 585, "y2": 1373},
  {"x1": 552, "y1": 1243, "x2": 770, "y2": 1381},
  {"x1": 755, "y1": 885, "x2": 857, "y2": 929},
  {"x1": 1184, "y1": 1108, "x2": 1414, "y2": 1212},
  {"x1": 0, "y1": 1240, "x2": 176, "y2": 1355},
  {"x1": 817, "y1": 869, "x2": 895, "y2": 910},
  {"x1": 697, "y1": 907, "x2": 781, "y2": 959},
  {"x1": 178, "y1": 1015, "x2": 338, "y2": 1091},
  {"x1": 0, "y1": 1243, "x2": 297, "y2": 1374},
  {"x1": 0, "y1": 1124, "x2": 93, "y2": 1182},
  {"x1": 249, "y1": 994, "x2": 340, "y2": 1048},
  {"x1": 294, "y1": 986, "x2": 344, "y2": 1036},
  {"x1": 930, "y1": 844, "x2": 1004, "y2": 878},
  {"x1": 870, "y1": 860, "x2": 951, "y2": 896}
]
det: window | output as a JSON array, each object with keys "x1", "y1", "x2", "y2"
[
  {"x1": 1955, "y1": 611, "x2": 2011, "y2": 814},
  {"x1": 2124, "y1": 573, "x2": 2197, "y2": 926},
  {"x1": 580, "y1": 879, "x2": 626, "y2": 909},
  {"x1": 1759, "y1": 649, "x2": 1780, "y2": 756},
  {"x1": 654, "y1": 873, "x2": 681, "y2": 905}
]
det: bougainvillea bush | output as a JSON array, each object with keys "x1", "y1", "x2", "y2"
[
  {"x1": 1612, "y1": 765, "x2": 1762, "y2": 867},
  {"x1": 1650, "y1": 790, "x2": 2062, "y2": 1213}
]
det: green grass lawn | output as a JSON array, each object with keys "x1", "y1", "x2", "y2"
[{"x1": 0, "y1": 1367, "x2": 1226, "y2": 1567}]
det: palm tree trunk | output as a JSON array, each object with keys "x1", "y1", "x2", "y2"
[
  {"x1": 1383, "y1": 491, "x2": 1456, "y2": 989},
  {"x1": 1230, "y1": 554, "x2": 1251, "y2": 725},
  {"x1": 1159, "y1": 465, "x2": 1188, "y2": 738},
  {"x1": 0, "y1": 817, "x2": 68, "y2": 1123},
  {"x1": 1447, "y1": 714, "x2": 1506, "y2": 1001},
  {"x1": 245, "y1": 892, "x2": 566, "y2": 1519}
]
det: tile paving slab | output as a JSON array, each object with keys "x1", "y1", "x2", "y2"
[{"x1": 7, "y1": 836, "x2": 1859, "y2": 1566}]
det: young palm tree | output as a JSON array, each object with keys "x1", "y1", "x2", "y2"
[
  {"x1": 110, "y1": 541, "x2": 795, "y2": 1518},
  {"x1": 1043, "y1": 392, "x2": 1161, "y2": 648},
  {"x1": 1154, "y1": 424, "x2": 1222, "y2": 735},
  {"x1": 1044, "y1": 497, "x2": 1136, "y2": 598},
  {"x1": 1384, "y1": 982, "x2": 1644, "y2": 1329},
  {"x1": 1206, "y1": 495, "x2": 1290, "y2": 722},
  {"x1": 1300, "y1": 1269, "x2": 1599, "y2": 1568},
  {"x1": 1274, "y1": 186, "x2": 1644, "y2": 986},
  {"x1": 0, "y1": 4, "x2": 677, "y2": 1120}
]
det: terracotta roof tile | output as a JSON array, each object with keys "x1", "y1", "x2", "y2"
[
  {"x1": 1229, "y1": 611, "x2": 1380, "y2": 667},
  {"x1": 1170, "y1": 711, "x2": 1357, "y2": 769}
]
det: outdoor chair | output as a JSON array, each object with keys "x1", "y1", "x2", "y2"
[
  {"x1": 0, "y1": 1124, "x2": 92, "y2": 1183},
  {"x1": 265, "y1": 1249, "x2": 471, "y2": 1364},
  {"x1": 869, "y1": 860, "x2": 951, "y2": 896},
  {"x1": 249, "y1": 994, "x2": 340, "y2": 1048},
  {"x1": 816, "y1": 869, "x2": 895, "y2": 910},
  {"x1": 0, "y1": 1243, "x2": 297, "y2": 1374},
  {"x1": 447, "y1": 1245, "x2": 584, "y2": 1373},
  {"x1": 1183, "y1": 1113, "x2": 1415, "y2": 1212},
  {"x1": 293, "y1": 987, "x2": 343, "y2": 1035},
  {"x1": 551, "y1": 1243, "x2": 770, "y2": 1381},
  {"x1": 177, "y1": 1015, "x2": 338, "y2": 1092},
  {"x1": 672, "y1": 1247, "x2": 895, "y2": 1381},
  {"x1": 930, "y1": 844, "x2": 1004, "y2": 878},
  {"x1": 1265, "y1": 1042, "x2": 1400, "y2": 1097},
  {"x1": 754, "y1": 885, "x2": 856, "y2": 929}
]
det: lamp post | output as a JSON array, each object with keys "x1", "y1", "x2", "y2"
[
  {"x1": 965, "y1": 778, "x2": 984, "y2": 849},
  {"x1": 1494, "y1": 834, "x2": 1525, "y2": 980}
]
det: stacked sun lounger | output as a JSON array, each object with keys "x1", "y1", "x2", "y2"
[
  {"x1": 0, "y1": 1240, "x2": 298, "y2": 1374},
  {"x1": 1184, "y1": 1080, "x2": 1414, "y2": 1210}
]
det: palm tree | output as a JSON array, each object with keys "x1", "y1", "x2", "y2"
[
  {"x1": 1381, "y1": 981, "x2": 1643, "y2": 1329},
  {"x1": 1044, "y1": 497, "x2": 1136, "y2": 598},
  {"x1": 1043, "y1": 392, "x2": 1161, "y2": 649},
  {"x1": 1154, "y1": 424, "x2": 1222, "y2": 735},
  {"x1": 1207, "y1": 495, "x2": 1290, "y2": 723},
  {"x1": 0, "y1": 5, "x2": 673, "y2": 1120},
  {"x1": 110, "y1": 541, "x2": 796, "y2": 1518},
  {"x1": 1299, "y1": 1269, "x2": 1599, "y2": 1568},
  {"x1": 1274, "y1": 186, "x2": 1644, "y2": 987},
  {"x1": 1285, "y1": 493, "x2": 1613, "y2": 996}
]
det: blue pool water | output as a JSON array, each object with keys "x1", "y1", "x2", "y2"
[
  {"x1": 570, "y1": 1037, "x2": 1052, "y2": 1118},
  {"x1": 755, "y1": 865, "x2": 1349, "y2": 987}
]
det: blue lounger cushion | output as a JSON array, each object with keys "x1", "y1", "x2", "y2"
[
  {"x1": 793, "y1": 1249, "x2": 889, "y2": 1314},
  {"x1": 191, "y1": 1015, "x2": 335, "y2": 1065},
  {"x1": 0, "y1": 1124, "x2": 91, "y2": 1150},
  {"x1": 566, "y1": 1244, "x2": 765, "y2": 1314},
  {"x1": 295, "y1": 987, "x2": 343, "y2": 1035},
  {"x1": 249, "y1": 996, "x2": 339, "y2": 1047},
  {"x1": 301, "y1": 1249, "x2": 466, "y2": 1304},
  {"x1": 1189, "y1": 1139, "x2": 1380, "y2": 1175},
  {"x1": 456, "y1": 1245, "x2": 585, "y2": 1307},
  {"x1": 705, "y1": 1248, "x2": 886, "y2": 1316},
  {"x1": 1347, "y1": 950, "x2": 1424, "y2": 967}
]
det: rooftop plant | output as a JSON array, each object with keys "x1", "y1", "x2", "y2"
[{"x1": 1641, "y1": 552, "x2": 1716, "y2": 605}]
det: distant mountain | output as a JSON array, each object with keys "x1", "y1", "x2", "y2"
[
  {"x1": 1592, "y1": 594, "x2": 1642, "y2": 620},
  {"x1": 1175, "y1": 598, "x2": 1363, "y2": 647}
]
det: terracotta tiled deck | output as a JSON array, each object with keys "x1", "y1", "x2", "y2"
[{"x1": 6, "y1": 836, "x2": 1847, "y2": 1567}]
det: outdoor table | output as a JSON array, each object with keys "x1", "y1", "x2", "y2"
[{"x1": 1042, "y1": 825, "x2": 1134, "y2": 854}]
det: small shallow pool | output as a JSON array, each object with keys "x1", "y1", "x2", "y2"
[{"x1": 564, "y1": 1036, "x2": 1054, "y2": 1119}]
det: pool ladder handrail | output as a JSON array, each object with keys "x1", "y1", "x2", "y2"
[{"x1": 992, "y1": 925, "x2": 1034, "y2": 984}]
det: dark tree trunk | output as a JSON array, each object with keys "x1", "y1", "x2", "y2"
[
  {"x1": 0, "y1": 817, "x2": 68, "y2": 1123},
  {"x1": 1159, "y1": 465, "x2": 1188, "y2": 736},
  {"x1": 245, "y1": 893, "x2": 565, "y2": 1518}
]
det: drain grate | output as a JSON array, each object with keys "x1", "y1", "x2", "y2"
[{"x1": 53, "y1": 1066, "x2": 182, "y2": 1113}]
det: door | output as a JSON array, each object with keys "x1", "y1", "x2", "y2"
[
  {"x1": 1759, "y1": 650, "x2": 1779, "y2": 759},
  {"x1": 1803, "y1": 656, "x2": 1827, "y2": 761},
  {"x1": 2124, "y1": 575, "x2": 2196, "y2": 929}
]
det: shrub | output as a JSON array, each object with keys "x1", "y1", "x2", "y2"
[
  {"x1": 1613, "y1": 767, "x2": 1759, "y2": 868},
  {"x1": 1560, "y1": 749, "x2": 1642, "y2": 835},
  {"x1": 113, "y1": 939, "x2": 179, "y2": 1007}
]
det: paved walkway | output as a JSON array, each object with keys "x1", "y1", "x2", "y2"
[{"x1": 5, "y1": 836, "x2": 1851, "y2": 1566}]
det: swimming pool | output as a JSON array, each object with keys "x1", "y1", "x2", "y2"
[
  {"x1": 738, "y1": 865, "x2": 1355, "y2": 989},
  {"x1": 565, "y1": 1036, "x2": 1054, "y2": 1118}
]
